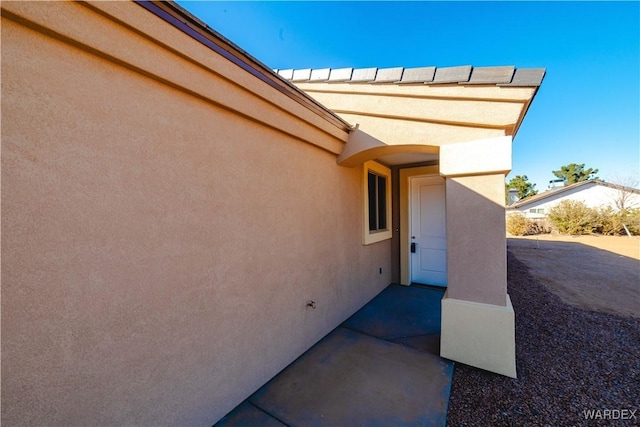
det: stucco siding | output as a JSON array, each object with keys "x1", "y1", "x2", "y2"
[
  {"x1": 1, "y1": 3, "x2": 389, "y2": 425},
  {"x1": 295, "y1": 81, "x2": 537, "y2": 148}
]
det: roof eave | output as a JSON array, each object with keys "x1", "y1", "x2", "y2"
[
  {"x1": 136, "y1": 1, "x2": 353, "y2": 132},
  {"x1": 510, "y1": 180, "x2": 596, "y2": 208}
]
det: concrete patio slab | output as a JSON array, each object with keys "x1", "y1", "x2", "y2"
[
  {"x1": 391, "y1": 333, "x2": 442, "y2": 356},
  {"x1": 251, "y1": 328, "x2": 452, "y2": 427},
  {"x1": 342, "y1": 284, "x2": 444, "y2": 339},
  {"x1": 215, "y1": 402, "x2": 286, "y2": 427},
  {"x1": 215, "y1": 285, "x2": 452, "y2": 427}
]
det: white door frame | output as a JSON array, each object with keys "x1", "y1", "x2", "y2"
[
  {"x1": 409, "y1": 175, "x2": 447, "y2": 286},
  {"x1": 399, "y1": 165, "x2": 442, "y2": 285}
]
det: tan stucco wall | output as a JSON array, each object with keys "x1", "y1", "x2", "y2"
[
  {"x1": 295, "y1": 82, "x2": 537, "y2": 148},
  {"x1": 440, "y1": 136, "x2": 512, "y2": 176},
  {"x1": 441, "y1": 293, "x2": 516, "y2": 378},
  {"x1": 445, "y1": 174, "x2": 507, "y2": 306},
  {"x1": 441, "y1": 173, "x2": 516, "y2": 377},
  {"x1": 1, "y1": 3, "x2": 390, "y2": 425}
]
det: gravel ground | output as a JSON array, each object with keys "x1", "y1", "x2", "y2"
[{"x1": 446, "y1": 252, "x2": 640, "y2": 427}]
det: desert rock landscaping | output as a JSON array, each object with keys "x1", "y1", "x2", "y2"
[{"x1": 447, "y1": 236, "x2": 639, "y2": 426}]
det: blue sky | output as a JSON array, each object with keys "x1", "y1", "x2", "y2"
[{"x1": 177, "y1": 1, "x2": 639, "y2": 191}]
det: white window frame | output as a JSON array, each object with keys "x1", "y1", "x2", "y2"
[{"x1": 363, "y1": 160, "x2": 392, "y2": 245}]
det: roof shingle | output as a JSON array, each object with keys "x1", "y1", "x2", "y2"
[{"x1": 276, "y1": 65, "x2": 545, "y2": 87}]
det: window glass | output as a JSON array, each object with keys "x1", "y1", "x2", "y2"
[
  {"x1": 363, "y1": 161, "x2": 392, "y2": 245},
  {"x1": 367, "y1": 171, "x2": 388, "y2": 232},
  {"x1": 368, "y1": 172, "x2": 377, "y2": 231},
  {"x1": 377, "y1": 175, "x2": 387, "y2": 230}
]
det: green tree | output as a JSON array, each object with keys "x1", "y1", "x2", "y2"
[
  {"x1": 506, "y1": 175, "x2": 538, "y2": 201},
  {"x1": 552, "y1": 163, "x2": 599, "y2": 185}
]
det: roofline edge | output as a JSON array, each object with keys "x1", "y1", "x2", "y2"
[{"x1": 135, "y1": 1, "x2": 353, "y2": 132}]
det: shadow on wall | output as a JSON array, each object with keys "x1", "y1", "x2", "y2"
[
  {"x1": 507, "y1": 237, "x2": 640, "y2": 318},
  {"x1": 444, "y1": 175, "x2": 509, "y2": 306}
]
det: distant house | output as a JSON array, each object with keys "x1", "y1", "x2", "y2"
[
  {"x1": 2, "y1": 1, "x2": 544, "y2": 425},
  {"x1": 506, "y1": 180, "x2": 640, "y2": 219}
]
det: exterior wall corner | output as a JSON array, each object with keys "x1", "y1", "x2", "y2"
[
  {"x1": 441, "y1": 293, "x2": 517, "y2": 378},
  {"x1": 440, "y1": 135, "x2": 512, "y2": 177}
]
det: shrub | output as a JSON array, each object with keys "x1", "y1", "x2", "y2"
[
  {"x1": 594, "y1": 206, "x2": 624, "y2": 235},
  {"x1": 527, "y1": 221, "x2": 549, "y2": 235},
  {"x1": 621, "y1": 208, "x2": 640, "y2": 235},
  {"x1": 506, "y1": 213, "x2": 548, "y2": 236},
  {"x1": 592, "y1": 207, "x2": 640, "y2": 236},
  {"x1": 506, "y1": 213, "x2": 528, "y2": 236},
  {"x1": 547, "y1": 200, "x2": 598, "y2": 235}
]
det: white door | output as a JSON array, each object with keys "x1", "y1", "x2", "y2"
[{"x1": 410, "y1": 176, "x2": 447, "y2": 286}]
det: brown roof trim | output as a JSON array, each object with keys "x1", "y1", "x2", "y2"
[
  {"x1": 135, "y1": 1, "x2": 352, "y2": 131},
  {"x1": 280, "y1": 65, "x2": 545, "y2": 87}
]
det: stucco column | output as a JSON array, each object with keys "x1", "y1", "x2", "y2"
[
  {"x1": 438, "y1": 136, "x2": 516, "y2": 378},
  {"x1": 445, "y1": 174, "x2": 507, "y2": 306}
]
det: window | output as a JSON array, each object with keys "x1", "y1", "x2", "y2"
[
  {"x1": 529, "y1": 208, "x2": 544, "y2": 214},
  {"x1": 363, "y1": 161, "x2": 392, "y2": 244},
  {"x1": 368, "y1": 171, "x2": 387, "y2": 231}
]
